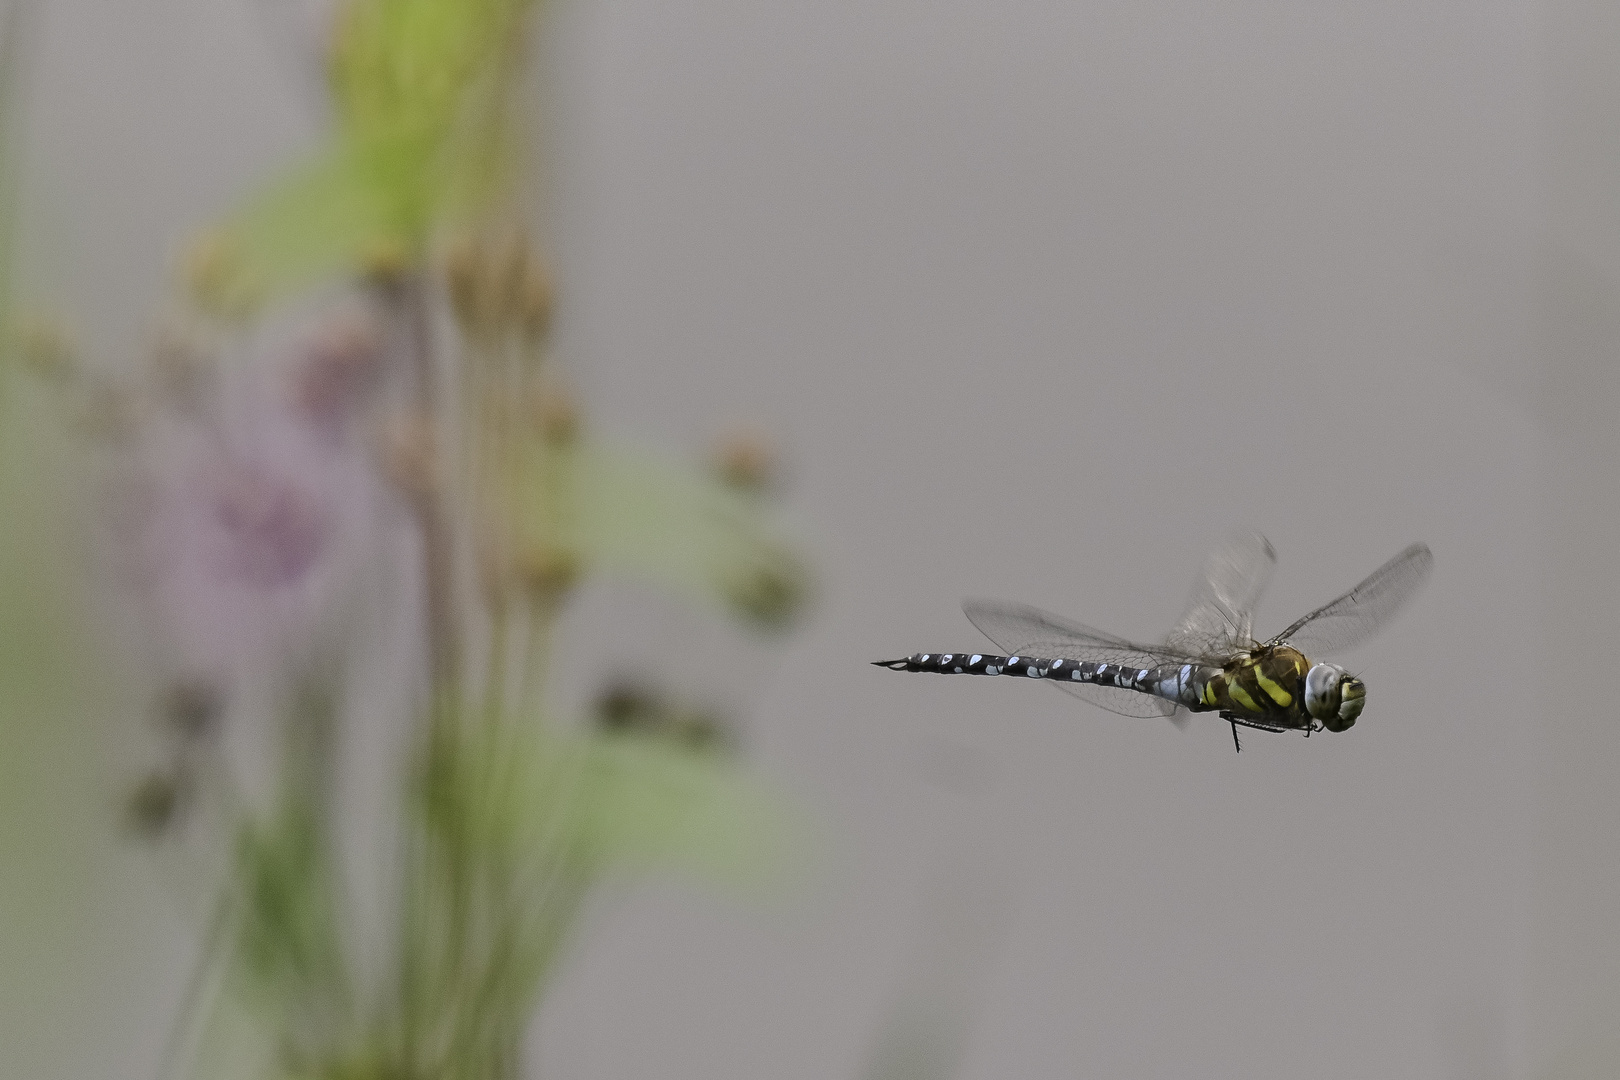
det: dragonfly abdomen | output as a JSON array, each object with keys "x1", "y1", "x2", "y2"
[{"x1": 873, "y1": 652, "x2": 1216, "y2": 709}]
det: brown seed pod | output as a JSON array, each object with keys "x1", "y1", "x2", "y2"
[
  {"x1": 296, "y1": 312, "x2": 386, "y2": 424},
  {"x1": 714, "y1": 429, "x2": 778, "y2": 492},
  {"x1": 528, "y1": 379, "x2": 581, "y2": 446},
  {"x1": 378, "y1": 410, "x2": 440, "y2": 497},
  {"x1": 445, "y1": 234, "x2": 486, "y2": 331},
  {"x1": 360, "y1": 235, "x2": 412, "y2": 287},
  {"x1": 516, "y1": 545, "x2": 581, "y2": 606},
  {"x1": 126, "y1": 770, "x2": 190, "y2": 838},
  {"x1": 517, "y1": 262, "x2": 555, "y2": 340},
  {"x1": 160, "y1": 679, "x2": 223, "y2": 741},
  {"x1": 149, "y1": 319, "x2": 219, "y2": 412},
  {"x1": 182, "y1": 230, "x2": 261, "y2": 320}
]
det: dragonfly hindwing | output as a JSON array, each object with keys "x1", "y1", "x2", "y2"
[
  {"x1": 1163, "y1": 531, "x2": 1276, "y2": 660},
  {"x1": 961, "y1": 599, "x2": 1181, "y2": 718}
]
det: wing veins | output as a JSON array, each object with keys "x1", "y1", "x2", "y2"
[
  {"x1": 963, "y1": 599, "x2": 1201, "y2": 665},
  {"x1": 1269, "y1": 542, "x2": 1433, "y2": 657},
  {"x1": 1163, "y1": 531, "x2": 1277, "y2": 661},
  {"x1": 962, "y1": 599, "x2": 1188, "y2": 719}
]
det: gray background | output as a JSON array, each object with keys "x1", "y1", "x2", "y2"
[{"x1": 6, "y1": 0, "x2": 1619, "y2": 1077}]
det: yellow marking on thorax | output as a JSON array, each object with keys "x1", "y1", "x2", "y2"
[
  {"x1": 1202, "y1": 680, "x2": 1218, "y2": 707},
  {"x1": 1253, "y1": 667, "x2": 1293, "y2": 707},
  {"x1": 1226, "y1": 681, "x2": 1260, "y2": 713}
]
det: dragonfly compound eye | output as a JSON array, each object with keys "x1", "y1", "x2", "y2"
[
  {"x1": 1331, "y1": 675, "x2": 1366, "y2": 731},
  {"x1": 1305, "y1": 663, "x2": 1357, "y2": 729}
]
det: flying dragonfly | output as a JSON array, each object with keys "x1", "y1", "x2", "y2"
[{"x1": 874, "y1": 535, "x2": 1433, "y2": 751}]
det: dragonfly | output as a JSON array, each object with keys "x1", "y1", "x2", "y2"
[{"x1": 874, "y1": 534, "x2": 1433, "y2": 751}]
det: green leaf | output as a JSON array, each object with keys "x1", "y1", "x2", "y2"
[
  {"x1": 512, "y1": 440, "x2": 811, "y2": 628},
  {"x1": 419, "y1": 713, "x2": 795, "y2": 888},
  {"x1": 208, "y1": 0, "x2": 538, "y2": 298},
  {"x1": 229, "y1": 802, "x2": 354, "y2": 1061},
  {"x1": 391, "y1": 708, "x2": 796, "y2": 1072},
  {"x1": 206, "y1": 141, "x2": 405, "y2": 302},
  {"x1": 330, "y1": 0, "x2": 536, "y2": 140},
  {"x1": 573, "y1": 731, "x2": 795, "y2": 885}
]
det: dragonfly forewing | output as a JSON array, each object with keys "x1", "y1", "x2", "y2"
[{"x1": 1270, "y1": 543, "x2": 1433, "y2": 657}]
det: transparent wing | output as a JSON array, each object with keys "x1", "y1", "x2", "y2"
[
  {"x1": 1162, "y1": 531, "x2": 1277, "y2": 660},
  {"x1": 962, "y1": 599, "x2": 1198, "y2": 666},
  {"x1": 1269, "y1": 543, "x2": 1433, "y2": 657},
  {"x1": 962, "y1": 599, "x2": 1192, "y2": 719}
]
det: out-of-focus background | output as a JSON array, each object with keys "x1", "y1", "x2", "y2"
[{"x1": 4, "y1": 0, "x2": 1620, "y2": 1078}]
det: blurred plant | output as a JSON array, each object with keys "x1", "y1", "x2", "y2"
[{"x1": 18, "y1": 2, "x2": 809, "y2": 1078}]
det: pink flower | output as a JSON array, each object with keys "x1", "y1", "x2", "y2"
[{"x1": 114, "y1": 303, "x2": 405, "y2": 686}]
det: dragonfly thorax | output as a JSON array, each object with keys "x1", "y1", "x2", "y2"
[{"x1": 1304, "y1": 662, "x2": 1365, "y2": 731}]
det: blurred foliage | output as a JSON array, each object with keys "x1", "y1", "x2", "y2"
[
  {"x1": 2, "y1": 0, "x2": 813, "y2": 1077},
  {"x1": 210, "y1": 0, "x2": 539, "y2": 304},
  {"x1": 593, "y1": 682, "x2": 735, "y2": 753},
  {"x1": 329, "y1": 0, "x2": 532, "y2": 151},
  {"x1": 508, "y1": 437, "x2": 810, "y2": 629},
  {"x1": 232, "y1": 803, "x2": 354, "y2": 1066},
  {"x1": 0, "y1": 1, "x2": 26, "y2": 356},
  {"x1": 0, "y1": 394, "x2": 137, "y2": 1075},
  {"x1": 570, "y1": 728, "x2": 790, "y2": 881},
  {"x1": 0, "y1": 7, "x2": 142, "y2": 1072},
  {"x1": 215, "y1": 691, "x2": 793, "y2": 1079}
]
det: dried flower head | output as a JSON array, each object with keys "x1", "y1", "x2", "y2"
[
  {"x1": 594, "y1": 682, "x2": 735, "y2": 752},
  {"x1": 150, "y1": 318, "x2": 220, "y2": 413},
  {"x1": 517, "y1": 260, "x2": 554, "y2": 340},
  {"x1": 378, "y1": 409, "x2": 439, "y2": 497},
  {"x1": 126, "y1": 770, "x2": 190, "y2": 839},
  {"x1": 294, "y1": 310, "x2": 387, "y2": 430},
  {"x1": 714, "y1": 429, "x2": 778, "y2": 492},
  {"x1": 721, "y1": 561, "x2": 809, "y2": 629},
  {"x1": 516, "y1": 545, "x2": 581, "y2": 606},
  {"x1": 445, "y1": 234, "x2": 484, "y2": 328},
  {"x1": 360, "y1": 235, "x2": 412, "y2": 286},
  {"x1": 528, "y1": 378, "x2": 580, "y2": 446},
  {"x1": 159, "y1": 678, "x2": 225, "y2": 742},
  {"x1": 443, "y1": 229, "x2": 555, "y2": 342},
  {"x1": 183, "y1": 230, "x2": 262, "y2": 321}
]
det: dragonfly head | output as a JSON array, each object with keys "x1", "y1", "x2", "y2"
[{"x1": 1304, "y1": 663, "x2": 1365, "y2": 731}]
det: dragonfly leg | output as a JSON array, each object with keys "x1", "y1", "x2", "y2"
[{"x1": 1230, "y1": 719, "x2": 1241, "y2": 753}]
